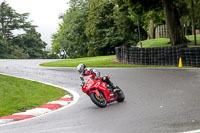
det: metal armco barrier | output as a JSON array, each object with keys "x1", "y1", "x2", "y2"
[{"x1": 115, "y1": 46, "x2": 200, "y2": 67}]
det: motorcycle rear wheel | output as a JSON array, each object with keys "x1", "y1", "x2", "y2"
[
  {"x1": 90, "y1": 92, "x2": 107, "y2": 108},
  {"x1": 116, "y1": 87, "x2": 125, "y2": 102}
]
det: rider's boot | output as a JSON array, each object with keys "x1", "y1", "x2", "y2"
[
  {"x1": 109, "y1": 82, "x2": 120, "y2": 93},
  {"x1": 113, "y1": 86, "x2": 120, "y2": 93},
  {"x1": 104, "y1": 77, "x2": 120, "y2": 92}
]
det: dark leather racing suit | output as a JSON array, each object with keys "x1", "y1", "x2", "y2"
[{"x1": 81, "y1": 68, "x2": 115, "y2": 90}]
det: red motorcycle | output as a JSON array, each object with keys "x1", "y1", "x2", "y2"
[{"x1": 81, "y1": 75, "x2": 125, "y2": 108}]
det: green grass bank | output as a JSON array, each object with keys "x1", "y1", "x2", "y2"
[
  {"x1": 138, "y1": 35, "x2": 200, "y2": 48},
  {"x1": 40, "y1": 55, "x2": 177, "y2": 68},
  {"x1": 40, "y1": 55, "x2": 141, "y2": 68},
  {"x1": 0, "y1": 74, "x2": 67, "y2": 117}
]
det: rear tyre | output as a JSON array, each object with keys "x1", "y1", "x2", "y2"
[
  {"x1": 115, "y1": 87, "x2": 125, "y2": 102},
  {"x1": 90, "y1": 92, "x2": 107, "y2": 108}
]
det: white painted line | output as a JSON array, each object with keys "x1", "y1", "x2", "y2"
[
  {"x1": 181, "y1": 129, "x2": 200, "y2": 133},
  {"x1": 65, "y1": 88, "x2": 79, "y2": 107},
  {"x1": 0, "y1": 119, "x2": 14, "y2": 124},
  {"x1": 62, "y1": 95, "x2": 72, "y2": 98},
  {"x1": 48, "y1": 101, "x2": 69, "y2": 106},
  {"x1": 13, "y1": 108, "x2": 52, "y2": 116}
]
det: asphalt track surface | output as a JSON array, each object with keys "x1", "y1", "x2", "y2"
[{"x1": 0, "y1": 59, "x2": 200, "y2": 133}]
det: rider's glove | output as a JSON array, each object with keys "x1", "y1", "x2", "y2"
[{"x1": 80, "y1": 76, "x2": 85, "y2": 84}]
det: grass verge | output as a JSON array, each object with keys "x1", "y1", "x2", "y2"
[
  {"x1": 40, "y1": 55, "x2": 139, "y2": 67},
  {"x1": 40, "y1": 55, "x2": 183, "y2": 68},
  {"x1": 40, "y1": 55, "x2": 199, "y2": 68},
  {"x1": 0, "y1": 74, "x2": 67, "y2": 117}
]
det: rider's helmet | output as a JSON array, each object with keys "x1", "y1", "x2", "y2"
[{"x1": 77, "y1": 64, "x2": 86, "y2": 74}]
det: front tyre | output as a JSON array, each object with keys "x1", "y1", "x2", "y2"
[{"x1": 90, "y1": 92, "x2": 107, "y2": 108}]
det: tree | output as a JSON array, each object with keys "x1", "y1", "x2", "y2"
[
  {"x1": 0, "y1": 1, "x2": 32, "y2": 44},
  {"x1": 190, "y1": 0, "x2": 196, "y2": 45},
  {"x1": 12, "y1": 28, "x2": 47, "y2": 58},
  {"x1": 52, "y1": 0, "x2": 90, "y2": 58},
  {"x1": 114, "y1": 1, "x2": 145, "y2": 46},
  {"x1": 0, "y1": 32, "x2": 7, "y2": 58},
  {"x1": 86, "y1": 0, "x2": 129, "y2": 56},
  {"x1": 0, "y1": 1, "x2": 46, "y2": 59},
  {"x1": 124, "y1": 0, "x2": 188, "y2": 46},
  {"x1": 143, "y1": 10, "x2": 165, "y2": 40},
  {"x1": 179, "y1": 0, "x2": 200, "y2": 43},
  {"x1": 51, "y1": 34, "x2": 61, "y2": 55},
  {"x1": 162, "y1": 0, "x2": 188, "y2": 46},
  {"x1": 194, "y1": 0, "x2": 200, "y2": 30}
]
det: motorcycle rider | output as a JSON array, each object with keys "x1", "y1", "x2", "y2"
[{"x1": 77, "y1": 64, "x2": 119, "y2": 92}]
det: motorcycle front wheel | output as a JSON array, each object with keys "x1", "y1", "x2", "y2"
[{"x1": 90, "y1": 92, "x2": 107, "y2": 108}]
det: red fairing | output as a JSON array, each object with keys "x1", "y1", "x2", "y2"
[
  {"x1": 89, "y1": 90, "x2": 100, "y2": 96},
  {"x1": 82, "y1": 78, "x2": 117, "y2": 103}
]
